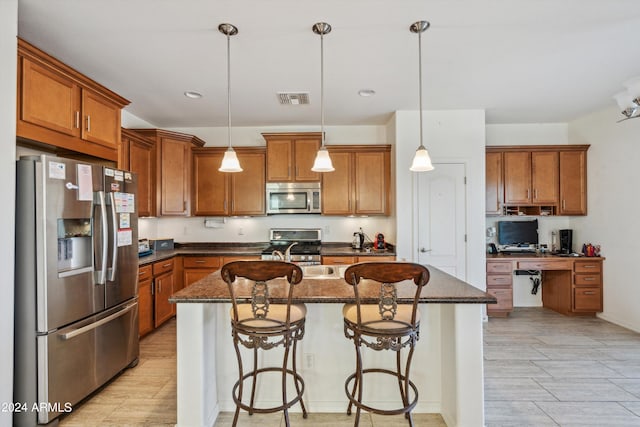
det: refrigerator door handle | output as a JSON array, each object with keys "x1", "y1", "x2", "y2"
[
  {"x1": 60, "y1": 302, "x2": 137, "y2": 340},
  {"x1": 94, "y1": 191, "x2": 108, "y2": 285},
  {"x1": 107, "y1": 192, "x2": 118, "y2": 282}
]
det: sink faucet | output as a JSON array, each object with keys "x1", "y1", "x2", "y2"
[
  {"x1": 271, "y1": 250, "x2": 284, "y2": 261},
  {"x1": 284, "y1": 242, "x2": 298, "y2": 262}
]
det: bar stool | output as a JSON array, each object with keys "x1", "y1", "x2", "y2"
[
  {"x1": 221, "y1": 261, "x2": 308, "y2": 427},
  {"x1": 342, "y1": 262, "x2": 430, "y2": 427}
]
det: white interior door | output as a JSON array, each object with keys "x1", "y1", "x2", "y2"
[{"x1": 415, "y1": 163, "x2": 467, "y2": 280}]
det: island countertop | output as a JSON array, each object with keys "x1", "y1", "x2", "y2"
[{"x1": 170, "y1": 265, "x2": 496, "y2": 305}]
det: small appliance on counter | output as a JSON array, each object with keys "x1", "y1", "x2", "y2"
[
  {"x1": 151, "y1": 238, "x2": 174, "y2": 251},
  {"x1": 138, "y1": 238, "x2": 153, "y2": 257},
  {"x1": 352, "y1": 229, "x2": 365, "y2": 249},
  {"x1": 559, "y1": 229, "x2": 573, "y2": 254},
  {"x1": 374, "y1": 233, "x2": 386, "y2": 250}
]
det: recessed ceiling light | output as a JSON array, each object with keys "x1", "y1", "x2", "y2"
[
  {"x1": 358, "y1": 89, "x2": 376, "y2": 97},
  {"x1": 184, "y1": 91, "x2": 203, "y2": 99}
]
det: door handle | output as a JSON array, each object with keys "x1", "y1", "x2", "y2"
[
  {"x1": 94, "y1": 191, "x2": 108, "y2": 285},
  {"x1": 61, "y1": 302, "x2": 136, "y2": 340},
  {"x1": 108, "y1": 192, "x2": 118, "y2": 282},
  {"x1": 420, "y1": 248, "x2": 432, "y2": 253}
]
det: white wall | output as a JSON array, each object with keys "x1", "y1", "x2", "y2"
[
  {"x1": 393, "y1": 110, "x2": 486, "y2": 291},
  {"x1": 1, "y1": 1, "x2": 18, "y2": 426},
  {"x1": 486, "y1": 123, "x2": 572, "y2": 306},
  {"x1": 569, "y1": 106, "x2": 640, "y2": 332}
]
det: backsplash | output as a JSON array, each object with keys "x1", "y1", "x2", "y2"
[{"x1": 139, "y1": 215, "x2": 395, "y2": 244}]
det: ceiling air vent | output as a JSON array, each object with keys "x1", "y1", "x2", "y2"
[{"x1": 277, "y1": 92, "x2": 310, "y2": 105}]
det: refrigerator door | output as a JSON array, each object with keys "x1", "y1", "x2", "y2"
[
  {"x1": 19, "y1": 156, "x2": 106, "y2": 332},
  {"x1": 104, "y1": 168, "x2": 138, "y2": 308},
  {"x1": 34, "y1": 300, "x2": 139, "y2": 424}
]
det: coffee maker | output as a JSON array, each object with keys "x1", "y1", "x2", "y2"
[{"x1": 559, "y1": 229, "x2": 573, "y2": 254}]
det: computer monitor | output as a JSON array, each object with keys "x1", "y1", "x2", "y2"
[{"x1": 497, "y1": 219, "x2": 538, "y2": 245}]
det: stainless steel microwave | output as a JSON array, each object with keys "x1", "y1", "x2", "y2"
[{"x1": 266, "y1": 182, "x2": 321, "y2": 214}]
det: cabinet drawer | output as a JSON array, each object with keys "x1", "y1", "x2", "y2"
[
  {"x1": 183, "y1": 256, "x2": 221, "y2": 269},
  {"x1": 518, "y1": 260, "x2": 572, "y2": 271},
  {"x1": 487, "y1": 286, "x2": 513, "y2": 311},
  {"x1": 487, "y1": 274, "x2": 512, "y2": 286},
  {"x1": 574, "y1": 260, "x2": 602, "y2": 273},
  {"x1": 573, "y1": 287, "x2": 602, "y2": 312},
  {"x1": 487, "y1": 261, "x2": 512, "y2": 273},
  {"x1": 322, "y1": 256, "x2": 356, "y2": 265},
  {"x1": 138, "y1": 264, "x2": 152, "y2": 281},
  {"x1": 574, "y1": 273, "x2": 601, "y2": 286},
  {"x1": 153, "y1": 258, "x2": 175, "y2": 276}
]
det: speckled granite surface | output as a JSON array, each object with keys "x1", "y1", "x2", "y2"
[
  {"x1": 138, "y1": 242, "x2": 397, "y2": 265},
  {"x1": 169, "y1": 265, "x2": 496, "y2": 305}
]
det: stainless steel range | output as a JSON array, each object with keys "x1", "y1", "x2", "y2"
[{"x1": 260, "y1": 228, "x2": 322, "y2": 265}]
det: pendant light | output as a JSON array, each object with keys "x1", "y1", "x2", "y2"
[
  {"x1": 218, "y1": 23, "x2": 242, "y2": 172},
  {"x1": 311, "y1": 22, "x2": 335, "y2": 172},
  {"x1": 409, "y1": 21, "x2": 434, "y2": 172}
]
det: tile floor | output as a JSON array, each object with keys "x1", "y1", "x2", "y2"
[
  {"x1": 484, "y1": 307, "x2": 640, "y2": 426},
  {"x1": 58, "y1": 307, "x2": 640, "y2": 426}
]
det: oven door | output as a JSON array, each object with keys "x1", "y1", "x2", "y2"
[{"x1": 266, "y1": 183, "x2": 320, "y2": 214}]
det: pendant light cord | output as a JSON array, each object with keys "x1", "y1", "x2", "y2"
[
  {"x1": 226, "y1": 32, "x2": 232, "y2": 150},
  {"x1": 418, "y1": 28, "x2": 424, "y2": 150},
  {"x1": 320, "y1": 32, "x2": 325, "y2": 148}
]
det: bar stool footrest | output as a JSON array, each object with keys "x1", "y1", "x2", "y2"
[
  {"x1": 345, "y1": 368, "x2": 419, "y2": 416},
  {"x1": 232, "y1": 367, "x2": 306, "y2": 414}
]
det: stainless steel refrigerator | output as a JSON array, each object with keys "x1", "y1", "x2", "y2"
[{"x1": 14, "y1": 155, "x2": 139, "y2": 426}]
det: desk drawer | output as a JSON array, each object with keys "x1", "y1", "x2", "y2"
[
  {"x1": 487, "y1": 274, "x2": 512, "y2": 286},
  {"x1": 574, "y1": 273, "x2": 601, "y2": 286},
  {"x1": 573, "y1": 287, "x2": 602, "y2": 312},
  {"x1": 138, "y1": 264, "x2": 152, "y2": 281},
  {"x1": 487, "y1": 286, "x2": 513, "y2": 311},
  {"x1": 487, "y1": 261, "x2": 512, "y2": 273},
  {"x1": 574, "y1": 260, "x2": 602, "y2": 273},
  {"x1": 153, "y1": 258, "x2": 175, "y2": 275},
  {"x1": 518, "y1": 260, "x2": 572, "y2": 271},
  {"x1": 183, "y1": 256, "x2": 221, "y2": 269}
]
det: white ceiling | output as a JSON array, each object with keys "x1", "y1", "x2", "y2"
[{"x1": 17, "y1": 0, "x2": 640, "y2": 128}]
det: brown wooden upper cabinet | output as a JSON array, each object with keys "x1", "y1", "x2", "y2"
[
  {"x1": 132, "y1": 129, "x2": 205, "y2": 216},
  {"x1": 322, "y1": 145, "x2": 391, "y2": 216},
  {"x1": 263, "y1": 132, "x2": 321, "y2": 182},
  {"x1": 17, "y1": 38, "x2": 129, "y2": 162},
  {"x1": 120, "y1": 129, "x2": 156, "y2": 217},
  {"x1": 192, "y1": 147, "x2": 266, "y2": 216},
  {"x1": 486, "y1": 145, "x2": 589, "y2": 216}
]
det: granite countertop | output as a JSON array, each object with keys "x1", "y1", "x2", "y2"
[
  {"x1": 169, "y1": 265, "x2": 495, "y2": 305},
  {"x1": 138, "y1": 242, "x2": 397, "y2": 265}
]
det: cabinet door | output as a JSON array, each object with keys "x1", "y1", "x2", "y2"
[
  {"x1": 559, "y1": 150, "x2": 587, "y2": 215},
  {"x1": 192, "y1": 151, "x2": 229, "y2": 216},
  {"x1": 231, "y1": 152, "x2": 265, "y2": 215},
  {"x1": 138, "y1": 277, "x2": 154, "y2": 337},
  {"x1": 485, "y1": 152, "x2": 503, "y2": 215},
  {"x1": 266, "y1": 139, "x2": 293, "y2": 181},
  {"x1": 184, "y1": 269, "x2": 216, "y2": 287},
  {"x1": 160, "y1": 138, "x2": 190, "y2": 215},
  {"x1": 531, "y1": 151, "x2": 558, "y2": 204},
  {"x1": 294, "y1": 139, "x2": 321, "y2": 182},
  {"x1": 321, "y1": 151, "x2": 353, "y2": 215},
  {"x1": 81, "y1": 89, "x2": 120, "y2": 149},
  {"x1": 504, "y1": 152, "x2": 532, "y2": 204},
  {"x1": 354, "y1": 151, "x2": 389, "y2": 215},
  {"x1": 154, "y1": 271, "x2": 175, "y2": 328},
  {"x1": 20, "y1": 57, "x2": 80, "y2": 137},
  {"x1": 129, "y1": 137, "x2": 156, "y2": 217}
]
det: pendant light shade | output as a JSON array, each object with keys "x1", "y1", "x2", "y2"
[
  {"x1": 218, "y1": 23, "x2": 242, "y2": 173},
  {"x1": 409, "y1": 20, "x2": 434, "y2": 173},
  {"x1": 311, "y1": 22, "x2": 334, "y2": 173}
]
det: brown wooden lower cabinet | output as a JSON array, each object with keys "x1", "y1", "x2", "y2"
[
  {"x1": 138, "y1": 258, "x2": 177, "y2": 338},
  {"x1": 138, "y1": 264, "x2": 154, "y2": 337}
]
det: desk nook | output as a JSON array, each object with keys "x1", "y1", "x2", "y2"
[{"x1": 486, "y1": 254, "x2": 604, "y2": 317}]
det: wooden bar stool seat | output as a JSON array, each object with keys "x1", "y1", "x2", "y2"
[
  {"x1": 221, "y1": 261, "x2": 308, "y2": 427},
  {"x1": 342, "y1": 262, "x2": 430, "y2": 427}
]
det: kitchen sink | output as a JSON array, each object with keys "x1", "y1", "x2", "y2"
[{"x1": 300, "y1": 265, "x2": 351, "y2": 279}]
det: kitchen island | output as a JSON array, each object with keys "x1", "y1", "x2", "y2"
[{"x1": 170, "y1": 265, "x2": 495, "y2": 427}]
